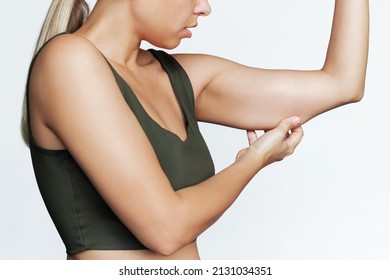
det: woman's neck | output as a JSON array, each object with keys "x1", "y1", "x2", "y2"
[{"x1": 74, "y1": 0, "x2": 142, "y2": 69}]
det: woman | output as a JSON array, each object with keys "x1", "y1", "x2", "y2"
[{"x1": 21, "y1": 0, "x2": 369, "y2": 260}]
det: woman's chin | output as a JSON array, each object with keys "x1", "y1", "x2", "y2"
[{"x1": 146, "y1": 38, "x2": 183, "y2": 50}]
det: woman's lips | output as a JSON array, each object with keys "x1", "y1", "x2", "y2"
[
  {"x1": 184, "y1": 23, "x2": 197, "y2": 38},
  {"x1": 184, "y1": 28, "x2": 193, "y2": 38}
]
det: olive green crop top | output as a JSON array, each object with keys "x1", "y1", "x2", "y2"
[{"x1": 27, "y1": 40, "x2": 215, "y2": 255}]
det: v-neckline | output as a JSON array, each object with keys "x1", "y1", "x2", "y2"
[{"x1": 104, "y1": 51, "x2": 191, "y2": 143}]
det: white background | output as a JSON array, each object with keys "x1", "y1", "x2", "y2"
[{"x1": 0, "y1": 0, "x2": 389, "y2": 260}]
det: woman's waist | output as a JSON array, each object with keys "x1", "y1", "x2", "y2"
[{"x1": 67, "y1": 241, "x2": 200, "y2": 260}]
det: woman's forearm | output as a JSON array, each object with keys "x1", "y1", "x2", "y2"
[
  {"x1": 153, "y1": 119, "x2": 302, "y2": 256},
  {"x1": 322, "y1": 0, "x2": 370, "y2": 100},
  {"x1": 166, "y1": 154, "x2": 263, "y2": 255}
]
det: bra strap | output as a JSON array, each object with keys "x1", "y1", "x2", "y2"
[{"x1": 148, "y1": 49, "x2": 197, "y2": 124}]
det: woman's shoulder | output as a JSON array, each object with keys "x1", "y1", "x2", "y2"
[
  {"x1": 29, "y1": 33, "x2": 115, "y2": 106},
  {"x1": 171, "y1": 52, "x2": 238, "y2": 99},
  {"x1": 30, "y1": 33, "x2": 112, "y2": 96},
  {"x1": 34, "y1": 33, "x2": 103, "y2": 71}
]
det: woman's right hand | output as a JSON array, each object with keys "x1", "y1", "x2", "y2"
[{"x1": 236, "y1": 117, "x2": 304, "y2": 168}]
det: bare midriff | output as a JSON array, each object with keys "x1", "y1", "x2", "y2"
[{"x1": 67, "y1": 241, "x2": 200, "y2": 260}]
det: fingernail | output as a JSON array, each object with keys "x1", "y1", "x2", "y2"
[{"x1": 292, "y1": 117, "x2": 301, "y2": 127}]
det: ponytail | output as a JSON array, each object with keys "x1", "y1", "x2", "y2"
[{"x1": 21, "y1": 0, "x2": 90, "y2": 146}]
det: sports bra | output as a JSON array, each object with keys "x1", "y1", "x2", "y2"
[{"x1": 26, "y1": 36, "x2": 215, "y2": 255}]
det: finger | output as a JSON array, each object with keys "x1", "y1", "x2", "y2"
[
  {"x1": 285, "y1": 126, "x2": 304, "y2": 148},
  {"x1": 247, "y1": 130, "x2": 258, "y2": 145}
]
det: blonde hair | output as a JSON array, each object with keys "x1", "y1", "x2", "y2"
[{"x1": 21, "y1": 0, "x2": 90, "y2": 146}]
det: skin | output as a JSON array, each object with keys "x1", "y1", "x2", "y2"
[{"x1": 28, "y1": 0, "x2": 369, "y2": 259}]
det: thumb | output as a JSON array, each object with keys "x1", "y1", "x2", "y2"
[
  {"x1": 285, "y1": 126, "x2": 304, "y2": 147},
  {"x1": 247, "y1": 130, "x2": 258, "y2": 145},
  {"x1": 277, "y1": 116, "x2": 301, "y2": 135}
]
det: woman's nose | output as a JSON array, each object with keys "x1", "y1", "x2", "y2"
[{"x1": 194, "y1": 0, "x2": 212, "y2": 16}]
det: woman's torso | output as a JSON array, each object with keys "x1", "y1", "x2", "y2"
[{"x1": 27, "y1": 35, "x2": 214, "y2": 259}]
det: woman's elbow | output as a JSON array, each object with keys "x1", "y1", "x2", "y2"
[
  {"x1": 346, "y1": 82, "x2": 366, "y2": 103},
  {"x1": 142, "y1": 227, "x2": 189, "y2": 256},
  {"x1": 149, "y1": 242, "x2": 179, "y2": 257},
  {"x1": 322, "y1": 68, "x2": 367, "y2": 104},
  {"x1": 333, "y1": 77, "x2": 366, "y2": 105}
]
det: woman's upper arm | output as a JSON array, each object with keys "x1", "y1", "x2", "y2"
[
  {"x1": 31, "y1": 36, "x2": 180, "y2": 250},
  {"x1": 175, "y1": 0, "x2": 369, "y2": 130},
  {"x1": 173, "y1": 53, "x2": 363, "y2": 131}
]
